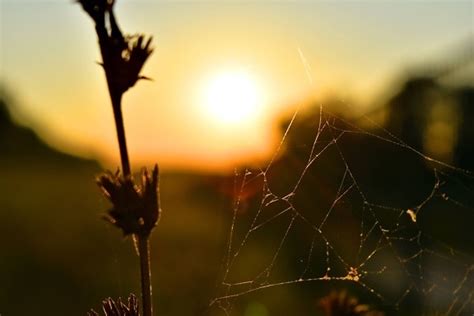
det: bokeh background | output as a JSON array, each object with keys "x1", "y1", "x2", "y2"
[{"x1": 1, "y1": 1, "x2": 473, "y2": 315}]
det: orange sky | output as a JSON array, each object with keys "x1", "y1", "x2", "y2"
[{"x1": 1, "y1": 1, "x2": 472, "y2": 172}]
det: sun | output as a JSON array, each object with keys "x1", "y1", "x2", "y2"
[{"x1": 202, "y1": 71, "x2": 263, "y2": 124}]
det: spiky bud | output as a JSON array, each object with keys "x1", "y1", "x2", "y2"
[
  {"x1": 97, "y1": 165, "x2": 160, "y2": 237},
  {"x1": 318, "y1": 290, "x2": 384, "y2": 316},
  {"x1": 76, "y1": 0, "x2": 153, "y2": 97},
  {"x1": 88, "y1": 294, "x2": 139, "y2": 316}
]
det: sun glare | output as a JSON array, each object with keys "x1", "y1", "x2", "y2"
[{"x1": 203, "y1": 71, "x2": 263, "y2": 124}]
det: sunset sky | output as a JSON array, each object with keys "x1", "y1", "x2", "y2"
[{"x1": 1, "y1": 0, "x2": 472, "y2": 171}]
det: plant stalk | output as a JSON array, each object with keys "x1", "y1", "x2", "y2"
[
  {"x1": 138, "y1": 235, "x2": 153, "y2": 316},
  {"x1": 110, "y1": 92, "x2": 153, "y2": 315},
  {"x1": 110, "y1": 93, "x2": 131, "y2": 177}
]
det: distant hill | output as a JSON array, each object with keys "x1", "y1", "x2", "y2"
[{"x1": 0, "y1": 97, "x2": 99, "y2": 168}]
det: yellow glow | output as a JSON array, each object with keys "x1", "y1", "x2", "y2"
[{"x1": 202, "y1": 71, "x2": 263, "y2": 124}]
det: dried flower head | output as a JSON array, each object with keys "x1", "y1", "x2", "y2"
[
  {"x1": 97, "y1": 165, "x2": 160, "y2": 237},
  {"x1": 77, "y1": 0, "x2": 153, "y2": 96},
  {"x1": 88, "y1": 294, "x2": 139, "y2": 316},
  {"x1": 109, "y1": 34, "x2": 154, "y2": 94},
  {"x1": 318, "y1": 290, "x2": 384, "y2": 316}
]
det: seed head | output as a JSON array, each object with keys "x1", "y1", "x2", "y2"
[
  {"x1": 77, "y1": 0, "x2": 154, "y2": 97},
  {"x1": 97, "y1": 165, "x2": 160, "y2": 237},
  {"x1": 88, "y1": 294, "x2": 139, "y2": 316},
  {"x1": 318, "y1": 290, "x2": 384, "y2": 316}
]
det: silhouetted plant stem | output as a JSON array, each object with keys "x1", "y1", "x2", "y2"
[
  {"x1": 111, "y1": 93, "x2": 131, "y2": 177},
  {"x1": 110, "y1": 86, "x2": 154, "y2": 316},
  {"x1": 138, "y1": 235, "x2": 153, "y2": 316},
  {"x1": 111, "y1": 92, "x2": 154, "y2": 316}
]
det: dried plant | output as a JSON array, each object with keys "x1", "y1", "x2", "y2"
[
  {"x1": 88, "y1": 294, "x2": 139, "y2": 316},
  {"x1": 97, "y1": 166, "x2": 160, "y2": 237},
  {"x1": 318, "y1": 291, "x2": 384, "y2": 316},
  {"x1": 76, "y1": 0, "x2": 158, "y2": 315},
  {"x1": 76, "y1": 0, "x2": 153, "y2": 176}
]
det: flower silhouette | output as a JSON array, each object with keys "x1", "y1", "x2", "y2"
[
  {"x1": 88, "y1": 294, "x2": 139, "y2": 316},
  {"x1": 77, "y1": 0, "x2": 153, "y2": 97},
  {"x1": 318, "y1": 291, "x2": 384, "y2": 316},
  {"x1": 97, "y1": 165, "x2": 160, "y2": 237}
]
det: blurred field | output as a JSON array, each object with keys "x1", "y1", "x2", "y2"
[{"x1": 0, "y1": 100, "x2": 227, "y2": 315}]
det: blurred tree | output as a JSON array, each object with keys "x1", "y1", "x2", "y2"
[{"x1": 454, "y1": 87, "x2": 474, "y2": 170}]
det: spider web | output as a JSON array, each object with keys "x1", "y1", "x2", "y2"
[{"x1": 208, "y1": 76, "x2": 474, "y2": 315}]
